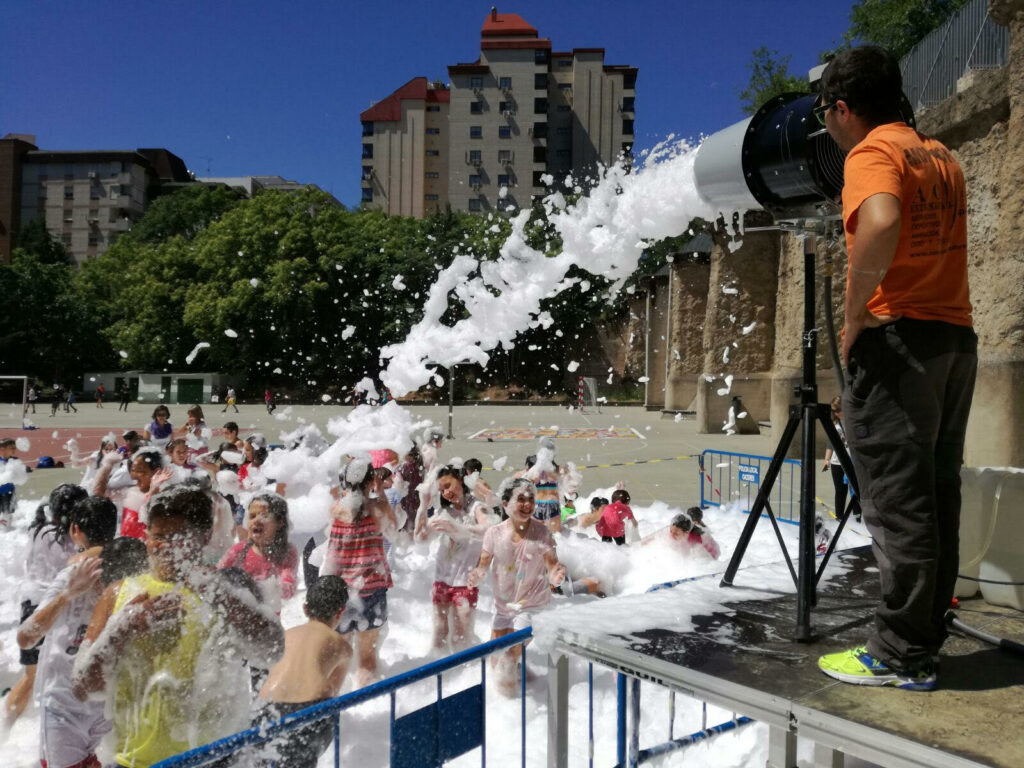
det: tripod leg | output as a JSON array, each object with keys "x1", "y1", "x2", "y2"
[
  {"x1": 814, "y1": 411, "x2": 860, "y2": 585},
  {"x1": 721, "y1": 408, "x2": 802, "y2": 587}
]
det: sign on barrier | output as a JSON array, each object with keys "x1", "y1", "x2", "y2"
[{"x1": 699, "y1": 449, "x2": 803, "y2": 523}]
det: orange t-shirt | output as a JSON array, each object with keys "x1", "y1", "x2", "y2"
[{"x1": 842, "y1": 123, "x2": 972, "y2": 327}]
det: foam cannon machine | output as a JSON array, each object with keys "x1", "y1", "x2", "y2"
[{"x1": 690, "y1": 83, "x2": 906, "y2": 640}]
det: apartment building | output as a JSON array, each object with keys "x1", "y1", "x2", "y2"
[
  {"x1": 360, "y1": 8, "x2": 636, "y2": 217},
  {"x1": 0, "y1": 133, "x2": 190, "y2": 264}
]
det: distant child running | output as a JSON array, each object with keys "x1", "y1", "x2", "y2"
[{"x1": 254, "y1": 575, "x2": 353, "y2": 767}]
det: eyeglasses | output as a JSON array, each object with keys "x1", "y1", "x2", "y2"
[{"x1": 812, "y1": 100, "x2": 838, "y2": 126}]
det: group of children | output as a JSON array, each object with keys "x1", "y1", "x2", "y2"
[{"x1": 4, "y1": 422, "x2": 722, "y2": 768}]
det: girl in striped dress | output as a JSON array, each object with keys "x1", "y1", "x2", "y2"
[{"x1": 321, "y1": 456, "x2": 397, "y2": 687}]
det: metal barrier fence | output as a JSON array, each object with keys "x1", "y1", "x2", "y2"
[
  {"x1": 900, "y1": 0, "x2": 1010, "y2": 109},
  {"x1": 699, "y1": 449, "x2": 802, "y2": 523},
  {"x1": 153, "y1": 628, "x2": 533, "y2": 768}
]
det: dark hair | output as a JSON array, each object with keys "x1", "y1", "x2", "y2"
[
  {"x1": 187, "y1": 405, "x2": 205, "y2": 422},
  {"x1": 0, "y1": 438, "x2": 15, "y2": 448},
  {"x1": 99, "y1": 537, "x2": 149, "y2": 585},
  {"x1": 524, "y1": 454, "x2": 536, "y2": 468},
  {"x1": 340, "y1": 456, "x2": 373, "y2": 491},
  {"x1": 152, "y1": 405, "x2": 170, "y2": 420},
  {"x1": 215, "y1": 566, "x2": 262, "y2": 602},
  {"x1": 373, "y1": 466, "x2": 392, "y2": 482},
  {"x1": 305, "y1": 575, "x2": 348, "y2": 623},
  {"x1": 611, "y1": 489, "x2": 630, "y2": 505},
  {"x1": 821, "y1": 46, "x2": 904, "y2": 126},
  {"x1": 248, "y1": 493, "x2": 291, "y2": 564},
  {"x1": 590, "y1": 496, "x2": 608, "y2": 511},
  {"x1": 132, "y1": 449, "x2": 164, "y2": 473},
  {"x1": 223, "y1": 421, "x2": 239, "y2": 433},
  {"x1": 670, "y1": 513, "x2": 693, "y2": 533},
  {"x1": 166, "y1": 438, "x2": 188, "y2": 455},
  {"x1": 436, "y1": 465, "x2": 470, "y2": 511},
  {"x1": 31, "y1": 483, "x2": 88, "y2": 543},
  {"x1": 148, "y1": 486, "x2": 214, "y2": 534},
  {"x1": 95, "y1": 436, "x2": 118, "y2": 469},
  {"x1": 830, "y1": 395, "x2": 842, "y2": 425},
  {"x1": 246, "y1": 434, "x2": 268, "y2": 465},
  {"x1": 463, "y1": 458, "x2": 483, "y2": 475},
  {"x1": 501, "y1": 477, "x2": 536, "y2": 505},
  {"x1": 687, "y1": 506, "x2": 704, "y2": 525},
  {"x1": 70, "y1": 496, "x2": 117, "y2": 545}
]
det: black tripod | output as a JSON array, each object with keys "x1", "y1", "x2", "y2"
[{"x1": 720, "y1": 221, "x2": 860, "y2": 642}]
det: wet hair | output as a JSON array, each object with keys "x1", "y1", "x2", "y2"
[
  {"x1": 0, "y1": 438, "x2": 15, "y2": 449},
  {"x1": 132, "y1": 448, "x2": 164, "y2": 473},
  {"x1": 166, "y1": 438, "x2": 188, "y2": 456},
  {"x1": 223, "y1": 421, "x2": 239, "y2": 434},
  {"x1": 501, "y1": 477, "x2": 537, "y2": 506},
  {"x1": 820, "y1": 46, "x2": 904, "y2": 127},
  {"x1": 340, "y1": 455, "x2": 373, "y2": 491},
  {"x1": 373, "y1": 466, "x2": 392, "y2": 482},
  {"x1": 248, "y1": 493, "x2": 291, "y2": 565},
  {"x1": 95, "y1": 435, "x2": 118, "y2": 468},
  {"x1": 187, "y1": 405, "x2": 205, "y2": 422},
  {"x1": 305, "y1": 574, "x2": 349, "y2": 623},
  {"x1": 687, "y1": 506, "x2": 704, "y2": 526},
  {"x1": 70, "y1": 496, "x2": 117, "y2": 546},
  {"x1": 670, "y1": 512, "x2": 693, "y2": 533},
  {"x1": 148, "y1": 486, "x2": 214, "y2": 534},
  {"x1": 246, "y1": 434, "x2": 269, "y2": 465},
  {"x1": 210, "y1": 442, "x2": 241, "y2": 472},
  {"x1": 31, "y1": 483, "x2": 89, "y2": 543},
  {"x1": 99, "y1": 537, "x2": 149, "y2": 586},
  {"x1": 463, "y1": 458, "x2": 483, "y2": 475},
  {"x1": 524, "y1": 454, "x2": 536, "y2": 469},
  {"x1": 152, "y1": 405, "x2": 170, "y2": 420},
  {"x1": 611, "y1": 489, "x2": 631, "y2": 505},
  {"x1": 590, "y1": 497, "x2": 608, "y2": 511},
  {"x1": 436, "y1": 465, "x2": 470, "y2": 511}
]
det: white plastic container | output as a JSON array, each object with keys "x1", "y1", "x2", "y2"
[
  {"x1": 978, "y1": 469, "x2": 1024, "y2": 610},
  {"x1": 955, "y1": 467, "x2": 1001, "y2": 598}
]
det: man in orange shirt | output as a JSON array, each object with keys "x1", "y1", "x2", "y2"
[{"x1": 815, "y1": 46, "x2": 977, "y2": 691}]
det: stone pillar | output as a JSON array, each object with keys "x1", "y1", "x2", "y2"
[
  {"x1": 696, "y1": 212, "x2": 779, "y2": 433},
  {"x1": 665, "y1": 258, "x2": 710, "y2": 411}
]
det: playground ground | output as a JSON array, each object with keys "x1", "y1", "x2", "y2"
[{"x1": 2, "y1": 401, "x2": 779, "y2": 508}]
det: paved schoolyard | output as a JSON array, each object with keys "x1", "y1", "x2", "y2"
[{"x1": 2, "y1": 401, "x2": 780, "y2": 510}]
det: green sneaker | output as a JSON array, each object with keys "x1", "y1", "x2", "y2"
[{"x1": 818, "y1": 647, "x2": 936, "y2": 691}]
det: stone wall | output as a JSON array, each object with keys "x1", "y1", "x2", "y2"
[{"x1": 662, "y1": 0, "x2": 1024, "y2": 467}]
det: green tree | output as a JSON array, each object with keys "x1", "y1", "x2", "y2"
[
  {"x1": 739, "y1": 47, "x2": 809, "y2": 115},
  {"x1": 846, "y1": 0, "x2": 970, "y2": 59},
  {"x1": 128, "y1": 184, "x2": 245, "y2": 243}
]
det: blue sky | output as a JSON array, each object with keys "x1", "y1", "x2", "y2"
[{"x1": 5, "y1": 1, "x2": 854, "y2": 208}]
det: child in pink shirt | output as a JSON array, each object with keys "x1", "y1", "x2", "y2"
[
  {"x1": 595, "y1": 488, "x2": 637, "y2": 545},
  {"x1": 218, "y1": 493, "x2": 298, "y2": 612}
]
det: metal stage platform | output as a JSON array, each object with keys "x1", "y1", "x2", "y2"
[{"x1": 544, "y1": 546, "x2": 1024, "y2": 767}]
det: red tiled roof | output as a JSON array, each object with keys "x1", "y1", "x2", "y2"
[
  {"x1": 481, "y1": 39, "x2": 551, "y2": 50},
  {"x1": 361, "y1": 77, "x2": 449, "y2": 123},
  {"x1": 482, "y1": 11, "x2": 537, "y2": 37}
]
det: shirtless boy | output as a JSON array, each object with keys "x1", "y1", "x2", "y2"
[{"x1": 254, "y1": 575, "x2": 352, "y2": 767}]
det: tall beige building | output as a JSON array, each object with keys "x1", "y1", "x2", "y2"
[{"x1": 360, "y1": 9, "x2": 635, "y2": 217}]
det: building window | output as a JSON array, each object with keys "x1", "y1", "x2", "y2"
[
  {"x1": 427, "y1": 105, "x2": 441, "y2": 112},
  {"x1": 469, "y1": 150, "x2": 482, "y2": 164},
  {"x1": 425, "y1": 171, "x2": 439, "y2": 179},
  {"x1": 498, "y1": 101, "x2": 511, "y2": 113},
  {"x1": 535, "y1": 49, "x2": 548, "y2": 65},
  {"x1": 498, "y1": 149, "x2": 512, "y2": 164},
  {"x1": 532, "y1": 123, "x2": 548, "y2": 139},
  {"x1": 426, "y1": 127, "x2": 440, "y2": 134},
  {"x1": 90, "y1": 185, "x2": 101, "y2": 199},
  {"x1": 426, "y1": 150, "x2": 440, "y2": 157},
  {"x1": 425, "y1": 194, "x2": 439, "y2": 200},
  {"x1": 558, "y1": 59, "x2": 572, "y2": 67},
  {"x1": 557, "y1": 104, "x2": 571, "y2": 112},
  {"x1": 622, "y1": 119, "x2": 634, "y2": 135},
  {"x1": 468, "y1": 198, "x2": 482, "y2": 212},
  {"x1": 88, "y1": 233, "x2": 101, "y2": 246},
  {"x1": 498, "y1": 174, "x2": 510, "y2": 186},
  {"x1": 532, "y1": 171, "x2": 546, "y2": 187},
  {"x1": 557, "y1": 149, "x2": 570, "y2": 159},
  {"x1": 63, "y1": 210, "x2": 74, "y2": 223},
  {"x1": 362, "y1": 122, "x2": 374, "y2": 136},
  {"x1": 469, "y1": 174, "x2": 482, "y2": 187},
  {"x1": 61, "y1": 233, "x2": 72, "y2": 246},
  {"x1": 533, "y1": 146, "x2": 546, "y2": 163},
  {"x1": 498, "y1": 126, "x2": 511, "y2": 139},
  {"x1": 37, "y1": 186, "x2": 47, "y2": 199},
  {"x1": 534, "y1": 98, "x2": 548, "y2": 114},
  {"x1": 64, "y1": 185, "x2": 74, "y2": 200},
  {"x1": 362, "y1": 166, "x2": 373, "y2": 181},
  {"x1": 557, "y1": 127, "x2": 570, "y2": 136},
  {"x1": 470, "y1": 126, "x2": 482, "y2": 139},
  {"x1": 470, "y1": 101, "x2": 483, "y2": 115},
  {"x1": 362, "y1": 188, "x2": 373, "y2": 202},
  {"x1": 534, "y1": 73, "x2": 548, "y2": 90},
  {"x1": 470, "y1": 76, "x2": 483, "y2": 88},
  {"x1": 362, "y1": 144, "x2": 373, "y2": 159},
  {"x1": 110, "y1": 184, "x2": 119, "y2": 198},
  {"x1": 499, "y1": 76, "x2": 512, "y2": 89},
  {"x1": 559, "y1": 83, "x2": 572, "y2": 92},
  {"x1": 622, "y1": 96, "x2": 635, "y2": 112}
]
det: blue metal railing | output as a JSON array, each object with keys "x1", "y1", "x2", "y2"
[
  {"x1": 153, "y1": 628, "x2": 532, "y2": 768},
  {"x1": 699, "y1": 449, "x2": 801, "y2": 523}
]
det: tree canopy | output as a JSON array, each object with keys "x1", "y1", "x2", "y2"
[
  {"x1": 738, "y1": 47, "x2": 810, "y2": 116},
  {"x1": 846, "y1": 0, "x2": 971, "y2": 59}
]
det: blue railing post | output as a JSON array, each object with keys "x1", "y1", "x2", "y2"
[{"x1": 616, "y1": 673, "x2": 627, "y2": 766}]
